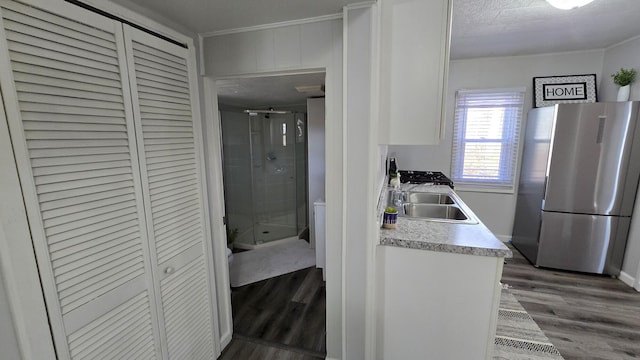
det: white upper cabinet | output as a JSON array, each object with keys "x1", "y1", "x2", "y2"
[{"x1": 378, "y1": 0, "x2": 452, "y2": 145}]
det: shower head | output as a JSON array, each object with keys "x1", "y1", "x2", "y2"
[{"x1": 244, "y1": 109, "x2": 290, "y2": 115}]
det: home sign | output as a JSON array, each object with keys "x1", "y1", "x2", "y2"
[{"x1": 533, "y1": 74, "x2": 597, "y2": 107}]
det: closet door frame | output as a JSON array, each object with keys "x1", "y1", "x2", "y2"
[
  {"x1": 0, "y1": 85, "x2": 56, "y2": 359},
  {"x1": 0, "y1": 0, "x2": 228, "y2": 357}
]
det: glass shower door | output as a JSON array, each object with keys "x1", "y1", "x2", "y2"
[{"x1": 250, "y1": 113, "x2": 299, "y2": 243}]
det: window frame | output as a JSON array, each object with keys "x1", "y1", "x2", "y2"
[{"x1": 450, "y1": 87, "x2": 526, "y2": 192}]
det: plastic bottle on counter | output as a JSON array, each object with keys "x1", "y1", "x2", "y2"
[{"x1": 390, "y1": 172, "x2": 401, "y2": 188}]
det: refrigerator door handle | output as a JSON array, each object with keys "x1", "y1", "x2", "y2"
[
  {"x1": 596, "y1": 115, "x2": 606, "y2": 144},
  {"x1": 542, "y1": 175, "x2": 548, "y2": 208}
]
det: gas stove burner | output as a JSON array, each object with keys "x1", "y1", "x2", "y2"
[{"x1": 397, "y1": 170, "x2": 454, "y2": 189}]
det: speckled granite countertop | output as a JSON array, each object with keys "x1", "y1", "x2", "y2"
[{"x1": 378, "y1": 184, "x2": 512, "y2": 258}]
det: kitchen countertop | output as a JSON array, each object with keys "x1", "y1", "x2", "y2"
[{"x1": 378, "y1": 184, "x2": 512, "y2": 258}]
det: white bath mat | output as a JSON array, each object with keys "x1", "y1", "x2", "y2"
[{"x1": 229, "y1": 239, "x2": 316, "y2": 287}]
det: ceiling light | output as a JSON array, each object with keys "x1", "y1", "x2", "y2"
[
  {"x1": 546, "y1": 0, "x2": 595, "y2": 10},
  {"x1": 295, "y1": 84, "x2": 324, "y2": 93}
]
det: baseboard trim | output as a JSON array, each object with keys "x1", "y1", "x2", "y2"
[
  {"x1": 325, "y1": 357, "x2": 340, "y2": 360},
  {"x1": 619, "y1": 271, "x2": 635, "y2": 288}
]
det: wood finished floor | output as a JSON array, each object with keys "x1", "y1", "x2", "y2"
[
  {"x1": 219, "y1": 266, "x2": 326, "y2": 360},
  {"x1": 220, "y1": 245, "x2": 640, "y2": 359},
  {"x1": 502, "y1": 243, "x2": 640, "y2": 360}
]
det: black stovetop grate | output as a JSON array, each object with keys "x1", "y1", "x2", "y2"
[{"x1": 397, "y1": 170, "x2": 454, "y2": 188}]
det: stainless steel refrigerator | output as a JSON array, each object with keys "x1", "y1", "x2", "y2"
[{"x1": 512, "y1": 102, "x2": 640, "y2": 275}]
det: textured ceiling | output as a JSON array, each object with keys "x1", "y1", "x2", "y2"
[
  {"x1": 107, "y1": 0, "x2": 640, "y2": 106},
  {"x1": 216, "y1": 73, "x2": 326, "y2": 108},
  {"x1": 452, "y1": 0, "x2": 640, "y2": 59}
]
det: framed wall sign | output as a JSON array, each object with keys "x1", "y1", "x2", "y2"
[{"x1": 533, "y1": 74, "x2": 597, "y2": 107}]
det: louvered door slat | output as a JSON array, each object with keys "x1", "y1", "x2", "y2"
[
  {"x1": 2, "y1": 1, "x2": 115, "y2": 42},
  {"x1": 57, "y1": 249, "x2": 141, "y2": 291},
  {"x1": 44, "y1": 199, "x2": 134, "y2": 230},
  {"x1": 28, "y1": 139, "x2": 130, "y2": 150},
  {"x1": 138, "y1": 91, "x2": 191, "y2": 105},
  {"x1": 43, "y1": 195, "x2": 133, "y2": 224},
  {"x1": 18, "y1": 92, "x2": 124, "y2": 110},
  {"x1": 35, "y1": 165, "x2": 131, "y2": 185},
  {"x1": 17, "y1": 74, "x2": 122, "y2": 96},
  {"x1": 161, "y1": 258, "x2": 214, "y2": 360},
  {"x1": 39, "y1": 186, "x2": 132, "y2": 211},
  {"x1": 13, "y1": 62, "x2": 122, "y2": 88},
  {"x1": 137, "y1": 78, "x2": 191, "y2": 99},
  {"x1": 0, "y1": 2, "x2": 160, "y2": 359},
  {"x1": 148, "y1": 186, "x2": 198, "y2": 207},
  {"x1": 49, "y1": 221, "x2": 138, "y2": 254},
  {"x1": 152, "y1": 192, "x2": 199, "y2": 215},
  {"x1": 68, "y1": 293, "x2": 155, "y2": 360},
  {"x1": 154, "y1": 218, "x2": 200, "y2": 246},
  {"x1": 17, "y1": 83, "x2": 124, "y2": 102},
  {"x1": 7, "y1": 30, "x2": 119, "y2": 65},
  {"x1": 133, "y1": 56, "x2": 187, "y2": 77},
  {"x1": 31, "y1": 147, "x2": 130, "y2": 160},
  {"x1": 5, "y1": 20, "x2": 117, "y2": 57},
  {"x1": 133, "y1": 41, "x2": 185, "y2": 67},
  {"x1": 52, "y1": 231, "x2": 138, "y2": 267},
  {"x1": 143, "y1": 119, "x2": 195, "y2": 129},
  {"x1": 11, "y1": 52, "x2": 120, "y2": 80},
  {"x1": 125, "y1": 25, "x2": 216, "y2": 359},
  {"x1": 134, "y1": 62, "x2": 188, "y2": 83}
]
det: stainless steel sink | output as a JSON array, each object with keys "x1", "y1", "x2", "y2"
[
  {"x1": 403, "y1": 204, "x2": 468, "y2": 220},
  {"x1": 385, "y1": 189, "x2": 478, "y2": 224},
  {"x1": 405, "y1": 192, "x2": 454, "y2": 204}
]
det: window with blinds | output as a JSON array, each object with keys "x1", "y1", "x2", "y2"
[{"x1": 451, "y1": 88, "x2": 526, "y2": 189}]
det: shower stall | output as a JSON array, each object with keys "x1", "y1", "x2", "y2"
[{"x1": 220, "y1": 109, "x2": 308, "y2": 249}]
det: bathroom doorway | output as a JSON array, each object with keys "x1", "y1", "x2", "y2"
[
  {"x1": 216, "y1": 72, "x2": 326, "y2": 287},
  {"x1": 220, "y1": 109, "x2": 307, "y2": 249}
]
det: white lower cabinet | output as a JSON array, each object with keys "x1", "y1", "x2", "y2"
[
  {"x1": 376, "y1": 245, "x2": 503, "y2": 360},
  {"x1": 0, "y1": 1, "x2": 220, "y2": 359}
]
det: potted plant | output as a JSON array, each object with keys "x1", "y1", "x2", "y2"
[
  {"x1": 226, "y1": 227, "x2": 238, "y2": 249},
  {"x1": 612, "y1": 67, "x2": 636, "y2": 101},
  {"x1": 383, "y1": 206, "x2": 399, "y2": 229}
]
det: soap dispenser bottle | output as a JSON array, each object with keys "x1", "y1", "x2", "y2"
[{"x1": 388, "y1": 157, "x2": 398, "y2": 177}]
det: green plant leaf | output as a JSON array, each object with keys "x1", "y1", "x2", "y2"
[{"x1": 612, "y1": 68, "x2": 637, "y2": 86}]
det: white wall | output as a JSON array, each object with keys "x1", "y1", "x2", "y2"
[
  {"x1": 307, "y1": 97, "x2": 325, "y2": 249},
  {"x1": 0, "y1": 259, "x2": 21, "y2": 360},
  {"x1": 390, "y1": 50, "x2": 605, "y2": 240},
  {"x1": 601, "y1": 36, "x2": 640, "y2": 290},
  {"x1": 202, "y1": 19, "x2": 346, "y2": 358},
  {"x1": 343, "y1": 5, "x2": 380, "y2": 359}
]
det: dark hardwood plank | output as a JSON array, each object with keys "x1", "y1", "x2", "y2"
[
  {"x1": 502, "y1": 243, "x2": 640, "y2": 360},
  {"x1": 227, "y1": 266, "x2": 327, "y2": 358}
]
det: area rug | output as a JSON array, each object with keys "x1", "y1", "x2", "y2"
[
  {"x1": 494, "y1": 288, "x2": 564, "y2": 359},
  {"x1": 229, "y1": 239, "x2": 316, "y2": 287}
]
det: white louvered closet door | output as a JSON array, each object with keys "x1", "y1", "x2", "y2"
[
  {"x1": 0, "y1": 1, "x2": 162, "y2": 359},
  {"x1": 123, "y1": 25, "x2": 219, "y2": 360}
]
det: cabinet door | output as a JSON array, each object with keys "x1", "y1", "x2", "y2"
[
  {"x1": 378, "y1": 0, "x2": 451, "y2": 145},
  {"x1": 123, "y1": 25, "x2": 220, "y2": 360},
  {"x1": 0, "y1": 1, "x2": 162, "y2": 359}
]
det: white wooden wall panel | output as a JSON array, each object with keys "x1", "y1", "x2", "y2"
[
  {"x1": 0, "y1": 1, "x2": 160, "y2": 358},
  {"x1": 124, "y1": 25, "x2": 217, "y2": 359}
]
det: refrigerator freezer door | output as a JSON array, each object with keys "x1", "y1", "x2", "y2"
[
  {"x1": 537, "y1": 211, "x2": 630, "y2": 275},
  {"x1": 543, "y1": 102, "x2": 640, "y2": 216},
  {"x1": 512, "y1": 106, "x2": 555, "y2": 263}
]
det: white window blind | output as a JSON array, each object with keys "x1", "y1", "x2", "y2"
[{"x1": 451, "y1": 88, "x2": 526, "y2": 189}]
